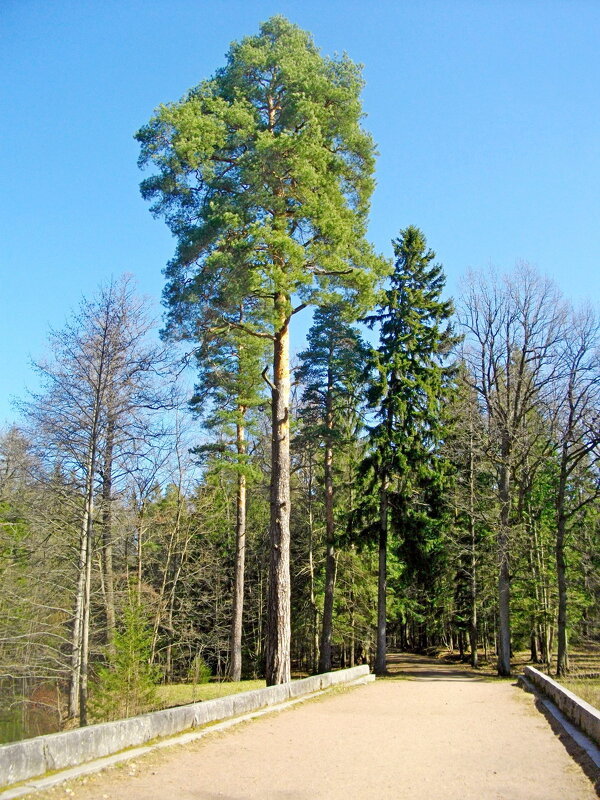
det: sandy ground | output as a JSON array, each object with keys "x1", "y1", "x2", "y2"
[{"x1": 29, "y1": 654, "x2": 599, "y2": 800}]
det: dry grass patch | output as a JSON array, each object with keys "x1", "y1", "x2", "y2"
[
  {"x1": 558, "y1": 678, "x2": 600, "y2": 711},
  {"x1": 155, "y1": 680, "x2": 265, "y2": 709}
]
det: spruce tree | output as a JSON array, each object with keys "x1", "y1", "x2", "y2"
[
  {"x1": 364, "y1": 226, "x2": 457, "y2": 674},
  {"x1": 91, "y1": 590, "x2": 159, "y2": 722}
]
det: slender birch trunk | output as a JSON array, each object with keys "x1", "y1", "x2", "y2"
[
  {"x1": 68, "y1": 476, "x2": 91, "y2": 719},
  {"x1": 79, "y1": 494, "x2": 94, "y2": 726}
]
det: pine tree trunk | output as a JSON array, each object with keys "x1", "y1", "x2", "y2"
[
  {"x1": 375, "y1": 470, "x2": 388, "y2": 675},
  {"x1": 307, "y1": 453, "x2": 319, "y2": 673},
  {"x1": 319, "y1": 368, "x2": 335, "y2": 674},
  {"x1": 229, "y1": 416, "x2": 247, "y2": 682},
  {"x1": 265, "y1": 298, "x2": 291, "y2": 685}
]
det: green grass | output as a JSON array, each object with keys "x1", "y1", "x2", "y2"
[
  {"x1": 154, "y1": 679, "x2": 266, "y2": 709},
  {"x1": 558, "y1": 678, "x2": 600, "y2": 711}
]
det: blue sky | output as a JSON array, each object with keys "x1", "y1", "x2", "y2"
[{"x1": 2, "y1": 0, "x2": 600, "y2": 424}]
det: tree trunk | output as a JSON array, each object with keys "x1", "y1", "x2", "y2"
[
  {"x1": 102, "y1": 415, "x2": 116, "y2": 658},
  {"x1": 79, "y1": 500, "x2": 94, "y2": 727},
  {"x1": 556, "y1": 474, "x2": 569, "y2": 676},
  {"x1": 265, "y1": 298, "x2": 291, "y2": 685},
  {"x1": 228, "y1": 415, "x2": 247, "y2": 682},
  {"x1": 69, "y1": 446, "x2": 96, "y2": 722},
  {"x1": 319, "y1": 367, "x2": 335, "y2": 674},
  {"x1": 468, "y1": 436, "x2": 478, "y2": 669},
  {"x1": 68, "y1": 496, "x2": 88, "y2": 719},
  {"x1": 375, "y1": 470, "x2": 388, "y2": 675},
  {"x1": 530, "y1": 629, "x2": 538, "y2": 663},
  {"x1": 497, "y1": 439, "x2": 512, "y2": 677},
  {"x1": 307, "y1": 452, "x2": 319, "y2": 673}
]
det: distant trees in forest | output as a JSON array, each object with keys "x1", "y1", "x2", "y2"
[{"x1": 1, "y1": 257, "x2": 599, "y2": 740}]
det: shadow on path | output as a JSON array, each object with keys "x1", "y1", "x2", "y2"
[{"x1": 383, "y1": 651, "x2": 489, "y2": 682}]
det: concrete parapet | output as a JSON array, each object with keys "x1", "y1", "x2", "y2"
[
  {"x1": 0, "y1": 740, "x2": 45, "y2": 788},
  {"x1": 323, "y1": 664, "x2": 369, "y2": 687},
  {"x1": 523, "y1": 665, "x2": 600, "y2": 746},
  {"x1": 0, "y1": 665, "x2": 371, "y2": 789},
  {"x1": 289, "y1": 675, "x2": 323, "y2": 697}
]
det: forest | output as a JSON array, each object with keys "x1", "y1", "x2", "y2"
[{"x1": 1, "y1": 16, "x2": 599, "y2": 741}]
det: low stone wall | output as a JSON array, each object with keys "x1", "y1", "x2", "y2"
[
  {"x1": 0, "y1": 664, "x2": 370, "y2": 789},
  {"x1": 523, "y1": 665, "x2": 600, "y2": 746}
]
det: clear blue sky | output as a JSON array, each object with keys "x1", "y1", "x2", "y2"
[{"x1": 2, "y1": 0, "x2": 600, "y2": 425}]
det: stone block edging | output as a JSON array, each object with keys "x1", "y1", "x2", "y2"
[
  {"x1": 0, "y1": 664, "x2": 370, "y2": 789},
  {"x1": 523, "y1": 665, "x2": 600, "y2": 746}
]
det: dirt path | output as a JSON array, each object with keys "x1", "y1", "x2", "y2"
[{"x1": 30, "y1": 654, "x2": 599, "y2": 799}]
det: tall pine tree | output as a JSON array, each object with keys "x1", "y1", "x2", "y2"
[{"x1": 137, "y1": 16, "x2": 387, "y2": 684}]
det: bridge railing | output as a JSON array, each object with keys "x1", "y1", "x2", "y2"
[
  {"x1": 523, "y1": 665, "x2": 600, "y2": 747},
  {"x1": 0, "y1": 664, "x2": 372, "y2": 789}
]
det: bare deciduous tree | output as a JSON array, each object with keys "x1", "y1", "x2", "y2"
[{"x1": 458, "y1": 264, "x2": 565, "y2": 676}]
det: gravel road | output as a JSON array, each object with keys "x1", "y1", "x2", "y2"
[{"x1": 28, "y1": 654, "x2": 599, "y2": 799}]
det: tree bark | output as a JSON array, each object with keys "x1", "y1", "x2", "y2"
[
  {"x1": 265, "y1": 297, "x2": 291, "y2": 685},
  {"x1": 69, "y1": 439, "x2": 98, "y2": 723},
  {"x1": 556, "y1": 464, "x2": 569, "y2": 676},
  {"x1": 79, "y1": 497, "x2": 94, "y2": 727},
  {"x1": 468, "y1": 431, "x2": 478, "y2": 668},
  {"x1": 306, "y1": 451, "x2": 320, "y2": 673},
  {"x1": 102, "y1": 414, "x2": 116, "y2": 658},
  {"x1": 319, "y1": 366, "x2": 335, "y2": 674},
  {"x1": 375, "y1": 469, "x2": 389, "y2": 676},
  {"x1": 68, "y1": 485, "x2": 89, "y2": 719},
  {"x1": 228, "y1": 415, "x2": 247, "y2": 682},
  {"x1": 497, "y1": 438, "x2": 512, "y2": 677}
]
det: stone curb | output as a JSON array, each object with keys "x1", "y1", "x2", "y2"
[
  {"x1": 0, "y1": 665, "x2": 370, "y2": 792},
  {"x1": 518, "y1": 674, "x2": 600, "y2": 769},
  {"x1": 521, "y1": 665, "x2": 600, "y2": 748}
]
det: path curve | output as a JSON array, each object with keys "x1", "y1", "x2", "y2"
[{"x1": 29, "y1": 654, "x2": 599, "y2": 799}]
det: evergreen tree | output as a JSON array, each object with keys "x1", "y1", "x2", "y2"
[
  {"x1": 91, "y1": 589, "x2": 159, "y2": 722},
  {"x1": 295, "y1": 305, "x2": 369, "y2": 672},
  {"x1": 363, "y1": 226, "x2": 457, "y2": 674},
  {"x1": 444, "y1": 363, "x2": 495, "y2": 667},
  {"x1": 136, "y1": 16, "x2": 387, "y2": 684}
]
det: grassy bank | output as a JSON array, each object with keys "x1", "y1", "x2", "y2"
[{"x1": 155, "y1": 679, "x2": 266, "y2": 709}]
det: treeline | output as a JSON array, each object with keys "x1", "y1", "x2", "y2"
[
  {"x1": 1, "y1": 15, "x2": 599, "y2": 738},
  {"x1": 1, "y1": 251, "x2": 599, "y2": 737}
]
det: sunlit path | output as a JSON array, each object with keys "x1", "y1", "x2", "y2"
[{"x1": 24, "y1": 654, "x2": 598, "y2": 800}]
